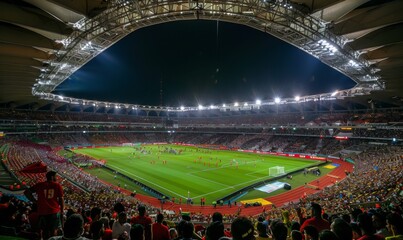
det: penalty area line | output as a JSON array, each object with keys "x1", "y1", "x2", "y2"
[{"x1": 186, "y1": 173, "x2": 232, "y2": 188}]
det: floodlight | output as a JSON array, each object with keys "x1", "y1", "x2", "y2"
[
  {"x1": 180, "y1": 106, "x2": 185, "y2": 110},
  {"x1": 222, "y1": 104, "x2": 226, "y2": 107},
  {"x1": 295, "y1": 96, "x2": 300, "y2": 101},
  {"x1": 331, "y1": 90, "x2": 338, "y2": 96},
  {"x1": 198, "y1": 105, "x2": 203, "y2": 110},
  {"x1": 274, "y1": 97, "x2": 281, "y2": 103},
  {"x1": 244, "y1": 103, "x2": 248, "y2": 106},
  {"x1": 234, "y1": 102, "x2": 239, "y2": 107},
  {"x1": 256, "y1": 99, "x2": 261, "y2": 105},
  {"x1": 210, "y1": 105, "x2": 214, "y2": 109},
  {"x1": 349, "y1": 60, "x2": 359, "y2": 67}
]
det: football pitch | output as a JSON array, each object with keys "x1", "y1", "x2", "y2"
[{"x1": 73, "y1": 145, "x2": 322, "y2": 203}]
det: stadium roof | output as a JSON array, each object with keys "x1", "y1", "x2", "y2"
[{"x1": 1, "y1": 0, "x2": 402, "y2": 110}]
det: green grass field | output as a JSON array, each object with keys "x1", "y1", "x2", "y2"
[{"x1": 73, "y1": 145, "x2": 325, "y2": 203}]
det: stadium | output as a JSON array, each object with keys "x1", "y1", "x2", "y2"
[{"x1": 0, "y1": 0, "x2": 402, "y2": 240}]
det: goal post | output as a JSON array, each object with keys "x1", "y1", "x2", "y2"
[{"x1": 269, "y1": 166, "x2": 285, "y2": 177}]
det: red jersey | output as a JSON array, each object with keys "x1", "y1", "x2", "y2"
[
  {"x1": 30, "y1": 181, "x2": 63, "y2": 215},
  {"x1": 151, "y1": 222, "x2": 170, "y2": 240},
  {"x1": 300, "y1": 217, "x2": 330, "y2": 233}
]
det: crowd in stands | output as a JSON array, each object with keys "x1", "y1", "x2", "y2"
[{"x1": 1, "y1": 109, "x2": 402, "y2": 128}]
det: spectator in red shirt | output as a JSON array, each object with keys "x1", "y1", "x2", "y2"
[
  {"x1": 131, "y1": 205, "x2": 152, "y2": 240},
  {"x1": 152, "y1": 213, "x2": 170, "y2": 240},
  {"x1": 300, "y1": 203, "x2": 330, "y2": 233},
  {"x1": 24, "y1": 171, "x2": 64, "y2": 239}
]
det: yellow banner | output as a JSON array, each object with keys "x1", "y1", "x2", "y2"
[{"x1": 240, "y1": 198, "x2": 272, "y2": 206}]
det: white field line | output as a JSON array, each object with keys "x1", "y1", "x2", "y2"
[
  {"x1": 245, "y1": 166, "x2": 302, "y2": 177},
  {"x1": 186, "y1": 172, "x2": 232, "y2": 188},
  {"x1": 188, "y1": 159, "x2": 263, "y2": 174},
  {"x1": 111, "y1": 165, "x2": 186, "y2": 198}
]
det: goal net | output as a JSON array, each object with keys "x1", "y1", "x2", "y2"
[{"x1": 269, "y1": 166, "x2": 285, "y2": 177}]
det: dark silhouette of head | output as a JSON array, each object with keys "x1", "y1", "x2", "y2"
[
  {"x1": 212, "y1": 212, "x2": 223, "y2": 222},
  {"x1": 290, "y1": 230, "x2": 303, "y2": 240},
  {"x1": 319, "y1": 230, "x2": 339, "y2": 240},
  {"x1": 63, "y1": 214, "x2": 84, "y2": 239},
  {"x1": 156, "y1": 213, "x2": 164, "y2": 223},
  {"x1": 90, "y1": 220, "x2": 104, "y2": 240},
  {"x1": 386, "y1": 212, "x2": 403, "y2": 236},
  {"x1": 358, "y1": 213, "x2": 375, "y2": 235},
  {"x1": 138, "y1": 205, "x2": 146, "y2": 216},
  {"x1": 311, "y1": 203, "x2": 322, "y2": 218},
  {"x1": 206, "y1": 221, "x2": 225, "y2": 240},
  {"x1": 46, "y1": 171, "x2": 57, "y2": 181},
  {"x1": 231, "y1": 216, "x2": 255, "y2": 240},
  {"x1": 331, "y1": 218, "x2": 352, "y2": 240},
  {"x1": 113, "y1": 202, "x2": 125, "y2": 214},
  {"x1": 351, "y1": 208, "x2": 363, "y2": 222},
  {"x1": 130, "y1": 224, "x2": 144, "y2": 240},
  {"x1": 303, "y1": 225, "x2": 319, "y2": 240},
  {"x1": 182, "y1": 221, "x2": 194, "y2": 239},
  {"x1": 90, "y1": 207, "x2": 102, "y2": 221},
  {"x1": 271, "y1": 221, "x2": 288, "y2": 240}
]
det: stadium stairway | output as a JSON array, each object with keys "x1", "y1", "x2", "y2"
[{"x1": 0, "y1": 163, "x2": 16, "y2": 187}]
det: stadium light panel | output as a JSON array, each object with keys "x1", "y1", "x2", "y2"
[
  {"x1": 295, "y1": 96, "x2": 300, "y2": 101},
  {"x1": 180, "y1": 106, "x2": 185, "y2": 110},
  {"x1": 331, "y1": 90, "x2": 338, "y2": 96},
  {"x1": 222, "y1": 104, "x2": 226, "y2": 107},
  {"x1": 244, "y1": 103, "x2": 248, "y2": 106},
  {"x1": 234, "y1": 102, "x2": 239, "y2": 107},
  {"x1": 274, "y1": 97, "x2": 281, "y2": 103},
  {"x1": 349, "y1": 60, "x2": 359, "y2": 67},
  {"x1": 198, "y1": 105, "x2": 203, "y2": 110},
  {"x1": 256, "y1": 99, "x2": 261, "y2": 105}
]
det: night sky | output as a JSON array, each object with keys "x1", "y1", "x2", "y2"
[{"x1": 54, "y1": 20, "x2": 355, "y2": 107}]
